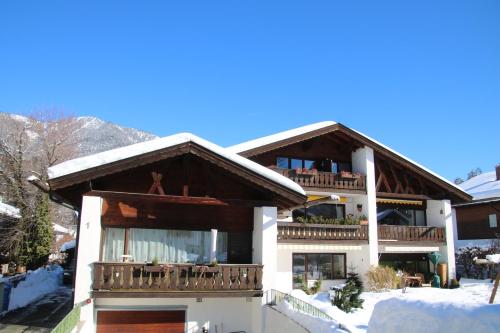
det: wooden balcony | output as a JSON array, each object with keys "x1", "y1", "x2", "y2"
[
  {"x1": 270, "y1": 168, "x2": 366, "y2": 192},
  {"x1": 92, "y1": 262, "x2": 263, "y2": 298},
  {"x1": 277, "y1": 222, "x2": 369, "y2": 242},
  {"x1": 378, "y1": 225, "x2": 446, "y2": 243}
]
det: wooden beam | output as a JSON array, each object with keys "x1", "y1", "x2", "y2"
[
  {"x1": 147, "y1": 171, "x2": 166, "y2": 195},
  {"x1": 376, "y1": 162, "x2": 392, "y2": 192},
  {"x1": 86, "y1": 190, "x2": 275, "y2": 207}
]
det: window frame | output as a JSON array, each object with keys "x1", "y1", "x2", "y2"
[
  {"x1": 292, "y1": 253, "x2": 347, "y2": 289},
  {"x1": 489, "y1": 214, "x2": 498, "y2": 228},
  {"x1": 276, "y1": 156, "x2": 351, "y2": 173},
  {"x1": 376, "y1": 203, "x2": 427, "y2": 227}
]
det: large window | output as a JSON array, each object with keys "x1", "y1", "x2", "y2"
[
  {"x1": 103, "y1": 227, "x2": 228, "y2": 264},
  {"x1": 276, "y1": 157, "x2": 351, "y2": 173},
  {"x1": 293, "y1": 203, "x2": 345, "y2": 220},
  {"x1": 292, "y1": 253, "x2": 346, "y2": 288},
  {"x1": 377, "y1": 204, "x2": 426, "y2": 226}
]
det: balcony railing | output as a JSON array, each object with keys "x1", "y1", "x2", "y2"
[
  {"x1": 92, "y1": 262, "x2": 263, "y2": 298},
  {"x1": 378, "y1": 225, "x2": 446, "y2": 243},
  {"x1": 277, "y1": 222, "x2": 369, "y2": 242},
  {"x1": 270, "y1": 167, "x2": 366, "y2": 192}
]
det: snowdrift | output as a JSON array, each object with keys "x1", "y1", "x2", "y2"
[
  {"x1": 368, "y1": 298, "x2": 500, "y2": 333},
  {"x1": 8, "y1": 265, "x2": 63, "y2": 311}
]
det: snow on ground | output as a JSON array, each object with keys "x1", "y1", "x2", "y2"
[
  {"x1": 289, "y1": 279, "x2": 499, "y2": 333},
  {"x1": 369, "y1": 298, "x2": 500, "y2": 333},
  {"x1": 275, "y1": 301, "x2": 347, "y2": 333},
  {"x1": 8, "y1": 265, "x2": 63, "y2": 311}
]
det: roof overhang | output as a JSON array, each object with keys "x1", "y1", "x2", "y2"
[
  {"x1": 47, "y1": 133, "x2": 307, "y2": 209},
  {"x1": 228, "y1": 121, "x2": 472, "y2": 203}
]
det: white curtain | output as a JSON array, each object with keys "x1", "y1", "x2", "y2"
[
  {"x1": 103, "y1": 228, "x2": 125, "y2": 261},
  {"x1": 128, "y1": 228, "x2": 228, "y2": 264}
]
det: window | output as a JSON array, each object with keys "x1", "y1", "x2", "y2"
[
  {"x1": 489, "y1": 214, "x2": 497, "y2": 228},
  {"x1": 276, "y1": 157, "x2": 351, "y2": 173},
  {"x1": 103, "y1": 228, "x2": 125, "y2": 261},
  {"x1": 102, "y1": 227, "x2": 228, "y2": 264},
  {"x1": 293, "y1": 203, "x2": 345, "y2": 220},
  {"x1": 292, "y1": 253, "x2": 346, "y2": 288},
  {"x1": 276, "y1": 157, "x2": 289, "y2": 169},
  {"x1": 332, "y1": 161, "x2": 352, "y2": 173},
  {"x1": 377, "y1": 204, "x2": 426, "y2": 226}
]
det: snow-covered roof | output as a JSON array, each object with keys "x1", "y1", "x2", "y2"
[
  {"x1": 53, "y1": 223, "x2": 74, "y2": 235},
  {"x1": 227, "y1": 121, "x2": 337, "y2": 154},
  {"x1": 48, "y1": 133, "x2": 305, "y2": 196},
  {"x1": 228, "y1": 121, "x2": 467, "y2": 196},
  {"x1": 459, "y1": 171, "x2": 500, "y2": 200},
  {"x1": 348, "y1": 127, "x2": 467, "y2": 194},
  {"x1": 0, "y1": 202, "x2": 21, "y2": 219}
]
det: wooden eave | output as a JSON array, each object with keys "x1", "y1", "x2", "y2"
[
  {"x1": 48, "y1": 141, "x2": 306, "y2": 209},
  {"x1": 235, "y1": 123, "x2": 472, "y2": 204}
]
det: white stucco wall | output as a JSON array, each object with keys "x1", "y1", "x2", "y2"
[
  {"x1": 95, "y1": 297, "x2": 258, "y2": 333},
  {"x1": 276, "y1": 243, "x2": 371, "y2": 292},
  {"x1": 75, "y1": 195, "x2": 103, "y2": 333},
  {"x1": 263, "y1": 306, "x2": 309, "y2": 333},
  {"x1": 426, "y1": 200, "x2": 456, "y2": 280},
  {"x1": 253, "y1": 206, "x2": 278, "y2": 332},
  {"x1": 352, "y1": 146, "x2": 378, "y2": 266}
]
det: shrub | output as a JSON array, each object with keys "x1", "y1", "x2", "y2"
[
  {"x1": 456, "y1": 246, "x2": 499, "y2": 279},
  {"x1": 366, "y1": 266, "x2": 401, "y2": 292},
  {"x1": 295, "y1": 215, "x2": 361, "y2": 225},
  {"x1": 302, "y1": 279, "x2": 322, "y2": 295},
  {"x1": 332, "y1": 271, "x2": 364, "y2": 312}
]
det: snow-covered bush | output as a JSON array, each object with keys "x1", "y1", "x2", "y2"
[
  {"x1": 456, "y1": 246, "x2": 498, "y2": 279},
  {"x1": 366, "y1": 265, "x2": 401, "y2": 292}
]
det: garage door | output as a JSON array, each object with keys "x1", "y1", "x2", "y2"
[{"x1": 97, "y1": 310, "x2": 185, "y2": 333}]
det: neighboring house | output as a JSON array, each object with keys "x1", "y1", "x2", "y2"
[
  {"x1": 0, "y1": 201, "x2": 20, "y2": 222},
  {"x1": 0, "y1": 201, "x2": 20, "y2": 267},
  {"x1": 228, "y1": 121, "x2": 471, "y2": 289},
  {"x1": 453, "y1": 165, "x2": 500, "y2": 249},
  {"x1": 41, "y1": 122, "x2": 471, "y2": 332},
  {"x1": 52, "y1": 222, "x2": 76, "y2": 259}
]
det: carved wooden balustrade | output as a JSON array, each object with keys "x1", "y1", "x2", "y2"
[
  {"x1": 270, "y1": 168, "x2": 366, "y2": 191},
  {"x1": 378, "y1": 225, "x2": 446, "y2": 242},
  {"x1": 277, "y1": 222, "x2": 369, "y2": 242},
  {"x1": 92, "y1": 262, "x2": 264, "y2": 297}
]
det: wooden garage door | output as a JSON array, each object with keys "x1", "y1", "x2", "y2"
[{"x1": 97, "y1": 310, "x2": 185, "y2": 333}]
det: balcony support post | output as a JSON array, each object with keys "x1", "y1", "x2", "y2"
[
  {"x1": 75, "y1": 195, "x2": 103, "y2": 333},
  {"x1": 353, "y1": 146, "x2": 379, "y2": 266}
]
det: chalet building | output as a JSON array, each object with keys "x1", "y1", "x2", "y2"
[
  {"x1": 453, "y1": 165, "x2": 500, "y2": 249},
  {"x1": 42, "y1": 122, "x2": 471, "y2": 332},
  {"x1": 44, "y1": 133, "x2": 306, "y2": 333},
  {"x1": 228, "y1": 121, "x2": 471, "y2": 290}
]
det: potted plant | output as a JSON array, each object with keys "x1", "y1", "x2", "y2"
[
  {"x1": 145, "y1": 257, "x2": 162, "y2": 273},
  {"x1": 16, "y1": 256, "x2": 27, "y2": 274},
  {"x1": 359, "y1": 215, "x2": 368, "y2": 225}
]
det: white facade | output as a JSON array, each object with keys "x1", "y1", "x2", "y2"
[
  {"x1": 74, "y1": 197, "x2": 279, "y2": 332},
  {"x1": 275, "y1": 144, "x2": 460, "y2": 292}
]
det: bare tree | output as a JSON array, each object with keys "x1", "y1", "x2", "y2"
[{"x1": 0, "y1": 111, "x2": 79, "y2": 267}]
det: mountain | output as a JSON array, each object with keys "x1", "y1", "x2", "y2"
[
  {"x1": 0, "y1": 112, "x2": 159, "y2": 159},
  {"x1": 73, "y1": 116, "x2": 158, "y2": 157}
]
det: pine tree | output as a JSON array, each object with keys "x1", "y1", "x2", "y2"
[
  {"x1": 27, "y1": 192, "x2": 53, "y2": 268},
  {"x1": 332, "y1": 270, "x2": 364, "y2": 312}
]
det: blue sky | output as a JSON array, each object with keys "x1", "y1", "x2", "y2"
[{"x1": 1, "y1": 1, "x2": 499, "y2": 181}]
